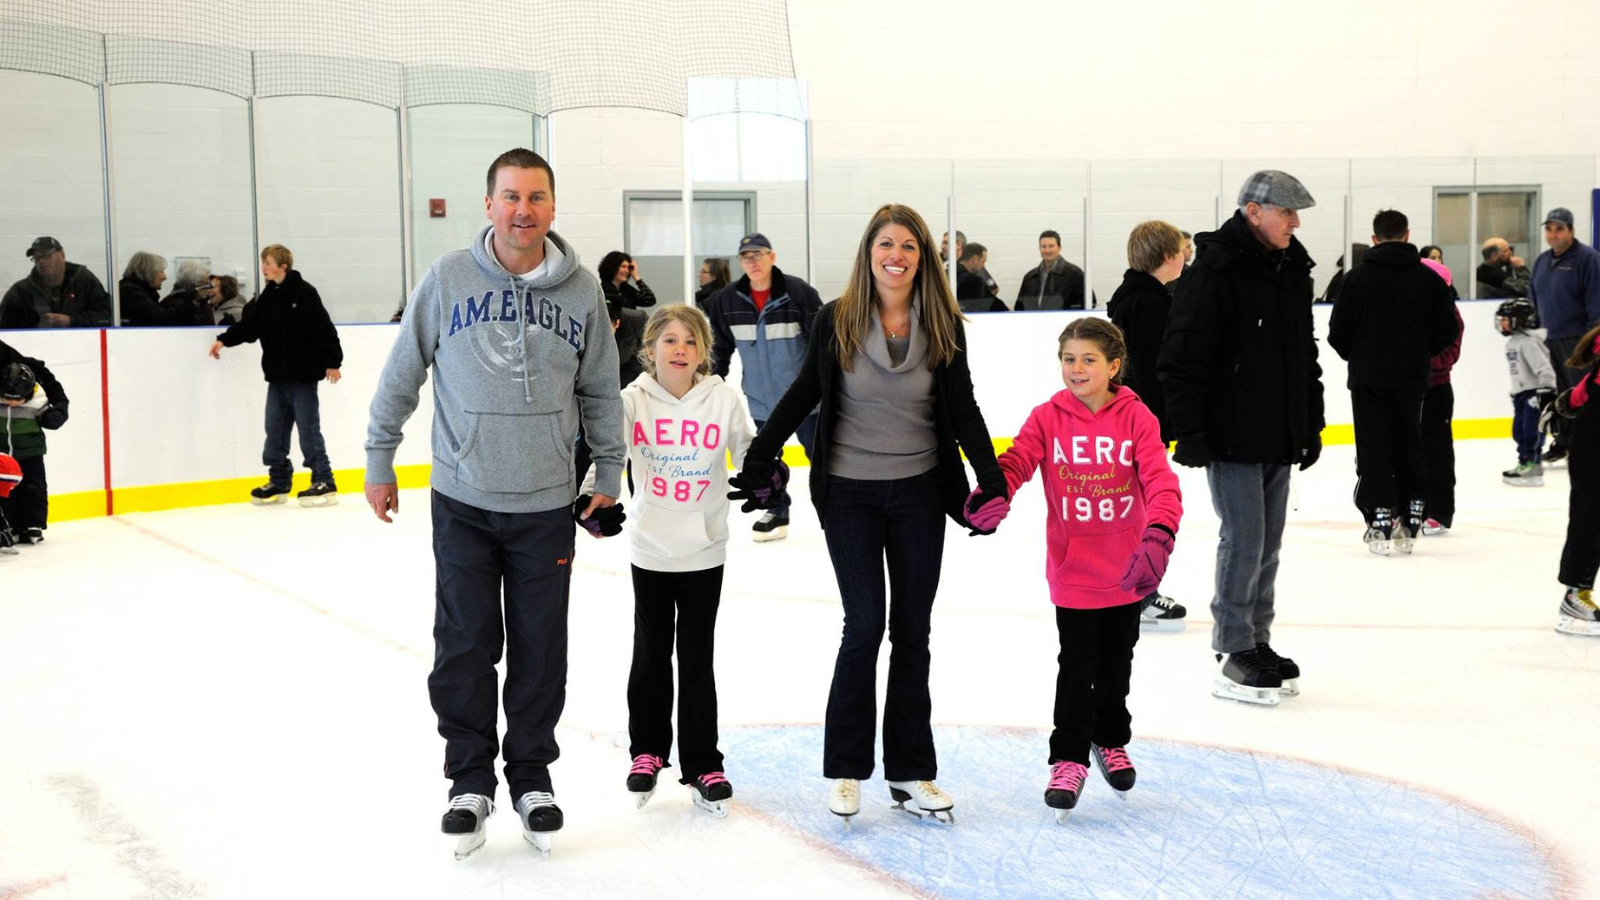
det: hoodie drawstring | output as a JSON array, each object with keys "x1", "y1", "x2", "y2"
[{"x1": 512, "y1": 276, "x2": 533, "y2": 405}]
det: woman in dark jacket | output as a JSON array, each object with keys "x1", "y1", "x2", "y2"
[
  {"x1": 694, "y1": 257, "x2": 731, "y2": 308},
  {"x1": 118, "y1": 251, "x2": 176, "y2": 326},
  {"x1": 733, "y1": 203, "x2": 1007, "y2": 823},
  {"x1": 598, "y1": 251, "x2": 657, "y2": 310},
  {"x1": 160, "y1": 260, "x2": 219, "y2": 326}
]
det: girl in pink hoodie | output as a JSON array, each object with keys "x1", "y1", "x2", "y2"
[{"x1": 995, "y1": 317, "x2": 1182, "y2": 822}]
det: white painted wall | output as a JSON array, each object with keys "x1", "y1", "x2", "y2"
[{"x1": 6, "y1": 299, "x2": 1519, "y2": 511}]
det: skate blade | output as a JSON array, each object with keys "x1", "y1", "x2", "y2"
[
  {"x1": 631, "y1": 788, "x2": 655, "y2": 810},
  {"x1": 452, "y1": 830, "x2": 486, "y2": 860},
  {"x1": 1556, "y1": 616, "x2": 1600, "y2": 636},
  {"x1": 692, "y1": 795, "x2": 730, "y2": 818},
  {"x1": 250, "y1": 495, "x2": 287, "y2": 506},
  {"x1": 1366, "y1": 539, "x2": 1392, "y2": 556},
  {"x1": 0, "y1": 547, "x2": 18, "y2": 556},
  {"x1": 889, "y1": 798, "x2": 954, "y2": 824},
  {"x1": 1139, "y1": 618, "x2": 1186, "y2": 634},
  {"x1": 751, "y1": 526, "x2": 788, "y2": 543},
  {"x1": 1392, "y1": 534, "x2": 1414, "y2": 554},
  {"x1": 1279, "y1": 677, "x2": 1301, "y2": 697},
  {"x1": 1054, "y1": 808, "x2": 1073, "y2": 824},
  {"x1": 298, "y1": 495, "x2": 340, "y2": 508},
  {"x1": 1212, "y1": 678, "x2": 1281, "y2": 707},
  {"x1": 521, "y1": 830, "x2": 553, "y2": 857},
  {"x1": 1503, "y1": 477, "x2": 1544, "y2": 487}
]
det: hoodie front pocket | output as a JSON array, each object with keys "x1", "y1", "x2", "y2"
[
  {"x1": 633, "y1": 503, "x2": 716, "y2": 560},
  {"x1": 454, "y1": 412, "x2": 565, "y2": 494}
]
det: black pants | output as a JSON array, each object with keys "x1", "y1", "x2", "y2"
[
  {"x1": 428, "y1": 491, "x2": 574, "y2": 801},
  {"x1": 1351, "y1": 386, "x2": 1427, "y2": 522},
  {"x1": 1050, "y1": 603, "x2": 1142, "y2": 765},
  {"x1": 0, "y1": 454, "x2": 47, "y2": 531},
  {"x1": 627, "y1": 565, "x2": 725, "y2": 783},
  {"x1": 820, "y1": 471, "x2": 946, "y2": 781},
  {"x1": 1560, "y1": 412, "x2": 1600, "y2": 588},
  {"x1": 1421, "y1": 383, "x2": 1456, "y2": 527}
]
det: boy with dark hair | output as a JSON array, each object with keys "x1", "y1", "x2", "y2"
[
  {"x1": 1328, "y1": 209, "x2": 1460, "y2": 554},
  {"x1": 0, "y1": 340, "x2": 69, "y2": 544}
]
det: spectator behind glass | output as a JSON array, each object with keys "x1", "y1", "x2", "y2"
[
  {"x1": 695, "y1": 257, "x2": 731, "y2": 309},
  {"x1": 0, "y1": 236, "x2": 112, "y2": 328},
  {"x1": 1478, "y1": 237, "x2": 1531, "y2": 299},
  {"x1": 211, "y1": 274, "x2": 247, "y2": 325},
  {"x1": 955, "y1": 243, "x2": 1006, "y2": 312},
  {"x1": 161, "y1": 259, "x2": 218, "y2": 326},
  {"x1": 598, "y1": 250, "x2": 657, "y2": 310},
  {"x1": 119, "y1": 251, "x2": 176, "y2": 326}
]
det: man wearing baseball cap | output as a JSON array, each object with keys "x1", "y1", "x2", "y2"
[
  {"x1": 0, "y1": 237, "x2": 112, "y2": 328},
  {"x1": 705, "y1": 232, "x2": 823, "y2": 542},
  {"x1": 1158, "y1": 170, "x2": 1326, "y2": 707},
  {"x1": 1528, "y1": 207, "x2": 1600, "y2": 463}
]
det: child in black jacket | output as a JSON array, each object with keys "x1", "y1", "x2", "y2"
[{"x1": 0, "y1": 339, "x2": 69, "y2": 543}]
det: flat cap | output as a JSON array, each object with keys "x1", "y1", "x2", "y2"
[{"x1": 1238, "y1": 170, "x2": 1316, "y2": 210}]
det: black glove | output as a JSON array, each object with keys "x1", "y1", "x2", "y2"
[
  {"x1": 38, "y1": 402, "x2": 67, "y2": 430},
  {"x1": 572, "y1": 494, "x2": 626, "y2": 538},
  {"x1": 1299, "y1": 432, "x2": 1322, "y2": 471},
  {"x1": 1531, "y1": 388, "x2": 1555, "y2": 411},
  {"x1": 1541, "y1": 389, "x2": 1577, "y2": 434},
  {"x1": 1172, "y1": 435, "x2": 1210, "y2": 469},
  {"x1": 728, "y1": 459, "x2": 789, "y2": 513}
]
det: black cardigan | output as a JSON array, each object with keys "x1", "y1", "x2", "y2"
[{"x1": 744, "y1": 302, "x2": 1005, "y2": 529}]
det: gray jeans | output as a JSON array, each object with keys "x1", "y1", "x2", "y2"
[{"x1": 1206, "y1": 461, "x2": 1291, "y2": 654}]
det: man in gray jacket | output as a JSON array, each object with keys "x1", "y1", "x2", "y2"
[{"x1": 364, "y1": 148, "x2": 625, "y2": 856}]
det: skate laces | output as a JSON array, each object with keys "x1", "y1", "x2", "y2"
[
  {"x1": 1096, "y1": 747, "x2": 1133, "y2": 772},
  {"x1": 1048, "y1": 761, "x2": 1087, "y2": 791},
  {"x1": 697, "y1": 771, "x2": 729, "y2": 787},
  {"x1": 1148, "y1": 593, "x2": 1177, "y2": 612},
  {"x1": 448, "y1": 794, "x2": 492, "y2": 814},
  {"x1": 629, "y1": 754, "x2": 664, "y2": 776},
  {"x1": 515, "y1": 791, "x2": 555, "y2": 811},
  {"x1": 832, "y1": 779, "x2": 859, "y2": 801},
  {"x1": 1255, "y1": 644, "x2": 1282, "y2": 666}
]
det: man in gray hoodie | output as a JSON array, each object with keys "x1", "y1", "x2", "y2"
[{"x1": 364, "y1": 148, "x2": 625, "y2": 855}]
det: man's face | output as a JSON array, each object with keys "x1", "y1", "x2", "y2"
[
  {"x1": 32, "y1": 249, "x2": 65, "y2": 287},
  {"x1": 1545, "y1": 223, "x2": 1575, "y2": 255},
  {"x1": 1247, "y1": 203, "x2": 1300, "y2": 251},
  {"x1": 1182, "y1": 238, "x2": 1194, "y2": 263},
  {"x1": 1039, "y1": 238, "x2": 1061, "y2": 264},
  {"x1": 485, "y1": 165, "x2": 555, "y2": 255},
  {"x1": 738, "y1": 248, "x2": 775, "y2": 285}
]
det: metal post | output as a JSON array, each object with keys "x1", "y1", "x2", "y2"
[
  {"x1": 1342, "y1": 192, "x2": 1352, "y2": 300},
  {"x1": 1468, "y1": 159, "x2": 1479, "y2": 300},
  {"x1": 97, "y1": 78, "x2": 118, "y2": 326},
  {"x1": 683, "y1": 115, "x2": 695, "y2": 306},
  {"x1": 397, "y1": 105, "x2": 414, "y2": 303},
  {"x1": 1083, "y1": 162, "x2": 1093, "y2": 309},
  {"x1": 246, "y1": 60, "x2": 263, "y2": 300},
  {"x1": 946, "y1": 175, "x2": 956, "y2": 294},
  {"x1": 804, "y1": 118, "x2": 815, "y2": 282}
]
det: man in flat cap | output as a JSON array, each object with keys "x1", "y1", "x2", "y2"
[
  {"x1": 1158, "y1": 170, "x2": 1325, "y2": 707},
  {"x1": 1528, "y1": 207, "x2": 1600, "y2": 463},
  {"x1": 0, "y1": 237, "x2": 112, "y2": 328}
]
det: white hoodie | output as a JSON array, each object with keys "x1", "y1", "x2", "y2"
[{"x1": 588, "y1": 372, "x2": 754, "y2": 572}]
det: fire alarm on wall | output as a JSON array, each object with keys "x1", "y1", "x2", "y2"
[{"x1": 429, "y1": 199, "x2": 446, "y2": 218}]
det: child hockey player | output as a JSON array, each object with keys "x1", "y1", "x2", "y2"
[
  {"x1": 1496, "y1": 298, "x2": 1556, "y2": 487},
  {"x1": 1543, "y1": 324, "x2": 1600, "y2": 636},
  {"x1": 0, "y1": 453, "x2": 22, "y2": 555},
  {"x1": 1, "y1": 352, "x2": 69, "y2": 544},
  {"x1": 587, "y1": 304, "x2": 759, "y2": 817},
  {"x1": 209, "y1": 244, "x2": 344, "y2": 507},
  {"x1": 992, "y1": 318, "x2": 1182, "y2": 822}
]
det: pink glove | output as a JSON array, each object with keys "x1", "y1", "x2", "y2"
[
  {"x1": 964, "y1": 486, "x2": 1010, "y2": 535},
  {"x1": 1120, "y1": 526, "x2": 1174, "y2": 595}
]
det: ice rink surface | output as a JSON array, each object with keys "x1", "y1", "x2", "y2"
[{"x1": 2, "y1": 440, "x2": 1595, "y2": 900}]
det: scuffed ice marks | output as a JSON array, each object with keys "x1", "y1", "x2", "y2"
[{"x1": 44, "y1": 773, "x2": 203, "y2": 900}]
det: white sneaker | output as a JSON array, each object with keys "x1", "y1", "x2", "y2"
[
  {"x1": 886, "y1": 780, "x2": 955, "y2": 823},
  {"x1": 828, "y1": 778, "x2": 860, "y2": 817}
]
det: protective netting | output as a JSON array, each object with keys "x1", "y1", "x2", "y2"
[{"x1": 0, "y1": 0, "x2": 796, "y2": 115}]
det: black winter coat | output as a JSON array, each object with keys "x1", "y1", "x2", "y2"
[
  {"x1": 1158, "y1": 210, "x2": 1325, "y2": 465},
  {"x1": 0, "y1": 338, "x2": 69, "y2": 427},
  {"x1": 1327, "y1": 241, "x2": 1460, "y2": 391},
  {"x1": 1015, "y1": 260, "x2": 1091, "y2": 311},
  {"x1": 1107, "y1": 269, "x2": 1174, "y2": 441},
  {"x1": 744, "y1": 302, "x2": 1005, "y2": 529},
  {"x1": 119, "y1": 276, "x2": 179, "y2": 326},
  {"x1": 216, "y1": 270, "x2": 343, "y2": 383},
  {"x1": 0, "y1": 263, "x2": 112, "y2": 328}
]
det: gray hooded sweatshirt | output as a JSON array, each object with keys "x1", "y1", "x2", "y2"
[{"x1": 365, "y1": 226, "x2": 625, "y2": 514}]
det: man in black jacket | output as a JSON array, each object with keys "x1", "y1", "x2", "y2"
[
  {"x1": 1328, "y1": 210, "x2": 1459, "y2": 555},
  {"x1": 1158, "y1": 170, "x2": 1324, "y2": 707},
  {"x1": 0, "y1": 237, "x2": 113, "y2": 328},
  {"x1": 1015, "y1": 231, "x2": 1093, "y2": 310},
  {"x1": 209, "y1": 244, "x2": 344, "y2": 506}
]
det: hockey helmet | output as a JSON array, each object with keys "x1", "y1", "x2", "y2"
[
  {"x1": 1, "y1": 362, "x2": 35, "y2": 402},
  {"x1": 1494, "y1": 298, "x2": 1537, "y2": 335}
]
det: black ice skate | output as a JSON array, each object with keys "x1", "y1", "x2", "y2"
[
  {"x1": 297, "y1": 481, "x2": 339, "y2": 507},
  {"x1": 1139, "y1": 591, "x2": 1186, "y2": 633},
  {"x1": 1044, "y1": 761, "x2": 1088, "y2": 824},
  {"x1": 1557, "y1": 587, "x2": 1600, "y2": 637},
  {"x1": 626, "y1": 754, "x2": 665, "y2": 809},
  {"x1": 1363, "y1": 508, "x2": 1397, "y2": 556},
  {"x1": 689, "y1": 771, "x2": 733, "y2": 818},
  {"x1": 441, "y1": 793, "x2": 493, "y2": 860},
  {"x1": 250, "y1": 482, "x2": 291, "y2": 506},
  {"x1": 751, "y1": 510, "x2": 789, "y2": 543},
  {"x1": 1090, "y1": 744, "x2": 1137, "y2": 798},
  {"x1": 887, "y1": 780, "x2": 954, "y2": 824},
  {"x1": 1255, "y1": 642, "x2": 1301, "y2": 696},
  {"x1": 1212, "y1": 648, "x2": 1284, "y2": 707},
  {"x1": 1394, "y1": 500, "x2": 1426, "y2": 555},
  {"x1": 0, "y1": 525, "x2": 17, "y2": 556},
  {"x1": 513, "y1": 791, "x2": 563, "y2": 857},
  {"x1": 19, "y1": 526, "x2": 42, "y2": 544}
]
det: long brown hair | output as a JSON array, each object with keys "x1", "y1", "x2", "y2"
[
  {"x1": 1058, "y1": 317, "x2": 1129, "y2": 387},
  {"x1": 1568, "y1": 321, "x2": 1600, "y2": 369},
  {"x1": 833, "y1": 204, "x2": 965, "y2": 372}
]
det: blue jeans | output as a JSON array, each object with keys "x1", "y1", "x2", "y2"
[
  {"x1": 820, "y1": 470, "x2": 945, "y2": 781},
  {"x1": 754, "y1": 412, "x2": 817, "y2": 519},
  {"x1": 1512, "y1": 390, "x2": 1544, "y2": 464},
  {"x1": 1206, "y1": 461, "x2": 1291, "y2": 654},
  {"x1": 264, "y1": 381, "x2": 332, "y2": 485}
]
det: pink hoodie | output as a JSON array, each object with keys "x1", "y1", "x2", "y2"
[{"x1": 997, "y1": 387, "x2": 1183, "y2": 609}]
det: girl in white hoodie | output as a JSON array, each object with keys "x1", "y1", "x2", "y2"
[{"x1": 600, "y1": 304, "x2": 754, "y2": 816}]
